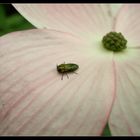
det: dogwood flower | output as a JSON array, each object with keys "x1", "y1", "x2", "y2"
[{"x1": 0, "y1": 4, "x2": 140, "y2": 136}]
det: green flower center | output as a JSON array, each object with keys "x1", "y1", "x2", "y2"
[{"x1": 102, "y1": 32, "x2": 127, "y2": 52}]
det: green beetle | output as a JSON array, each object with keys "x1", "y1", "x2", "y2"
[{"x1": 57, "y1": 62, "x2": 79, "y2": 80}]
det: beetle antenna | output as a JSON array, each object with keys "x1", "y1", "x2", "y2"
[{"x1": 73, "y1": 72, "x2": 78, "y2": 74}]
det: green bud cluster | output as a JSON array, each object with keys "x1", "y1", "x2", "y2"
[{"x1": 102, "y1": 32, "x2": 127, "y2": 52}]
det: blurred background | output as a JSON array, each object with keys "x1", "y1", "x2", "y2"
[
  {"x1": 0, "y1": 3, "x2": 111, "y2": 136},
  {"x1": 0, "y1": 4, "x2": 35, "y2": 36}
]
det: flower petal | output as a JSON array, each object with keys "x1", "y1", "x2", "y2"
[
  {"x1": 0, "y1": 29, "x2": 115, "y2": 136},
  {"x1": 13, "y1": 4, "x2": 117, "y2": 42},
  {"x1": 109, "y1": 49, "x2": 140, "y2": 136},
  {"x1": 115, "y1": 4, "x2": 140, "y2": 47}
]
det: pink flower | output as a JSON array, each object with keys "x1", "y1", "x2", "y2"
[{"x1": 0, "y1": 4, "x2": 140, "y2": 136}]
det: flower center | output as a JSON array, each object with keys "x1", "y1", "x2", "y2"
[{"x1": 102, "y1": 32, "x2": 127, "y2": 52}]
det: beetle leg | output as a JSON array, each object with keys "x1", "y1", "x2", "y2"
[
  {"x1": 66, "y1": 73, "x2": 69, "y2": 79},
  {"x1": 61, "y1": 73, "x2": 64, "y2": 80}
]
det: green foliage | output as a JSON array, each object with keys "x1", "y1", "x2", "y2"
[
  {"x1": 102, "y1": 123, "x2": 112, "y2": 136},
  {"x1": 0, "y1": 4, "x2": 35, "y2": 36}
]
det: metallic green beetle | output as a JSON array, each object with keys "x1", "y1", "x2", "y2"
[{"x1": 57, "y1": 62, "x2": 79, "y2": 80}]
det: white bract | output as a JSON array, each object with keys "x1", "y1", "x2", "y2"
[{"x1": 0, "y1": 4, "x2": 140, "y2": 136}]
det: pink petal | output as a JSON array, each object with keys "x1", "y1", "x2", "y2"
[
  {"x1": 0, "y1": 29, "x2": 115, "y2": 136},
  {"x1": 109, "y1": 49, "x2": 140, "y2": 136},
  {"x1": 109, "y1": 4, "x2": 122, "y2": 19},
  {"x1": 115, "y1": 4, "x2": 140, "y2": 47},
  {"x1": 13, "y1": 4, "x2": 117, "y2": 42}
]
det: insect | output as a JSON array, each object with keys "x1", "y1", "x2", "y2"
[{"x1": 57, "y1": 62, "x2": 79, "y2": 80}]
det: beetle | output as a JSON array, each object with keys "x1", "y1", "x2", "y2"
[{"x1": 57, "y1": 62, "x2": 79, "y2": 80}]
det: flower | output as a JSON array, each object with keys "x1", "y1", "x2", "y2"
[{"x1": 0, "y1": 4, "x2": 140, "y2": 136}]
